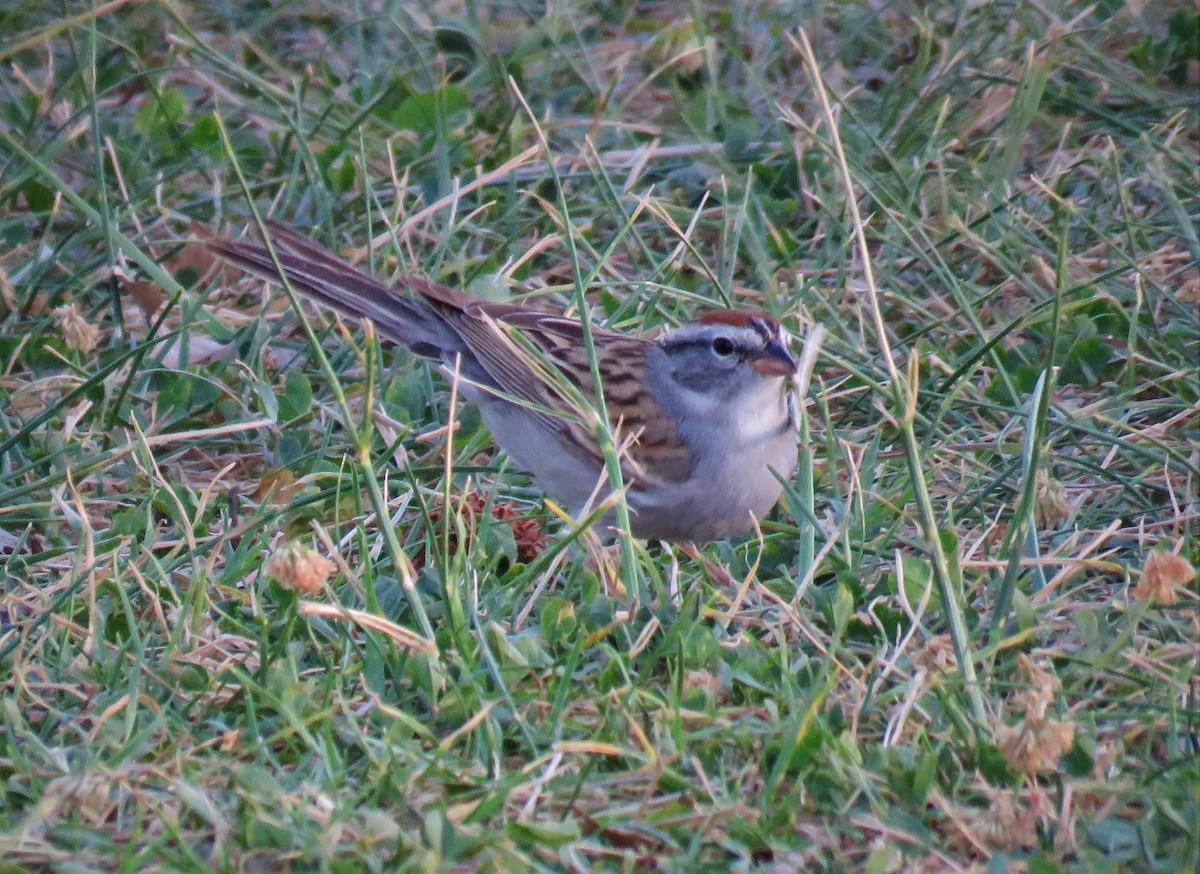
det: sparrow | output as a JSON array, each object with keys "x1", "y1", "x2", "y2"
[{"x1": 204, "y1": 220, "x2": 798, "y2": 542}]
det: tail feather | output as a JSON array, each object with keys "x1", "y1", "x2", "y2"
[{"x1": 202, "y1": 221, "x2": 458, "y2": 358}]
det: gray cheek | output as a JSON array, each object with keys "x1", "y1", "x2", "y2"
[{"x1": 688, "y1": 363, "x2": 746, "y2": 399}]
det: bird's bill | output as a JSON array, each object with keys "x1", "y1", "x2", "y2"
[{"x1": 749, "y1": 336, "x2": 797, "y2": 376}]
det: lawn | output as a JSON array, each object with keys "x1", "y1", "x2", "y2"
[{"x1": 1, "y1": 1, "x2": 1197, "y2": 871}]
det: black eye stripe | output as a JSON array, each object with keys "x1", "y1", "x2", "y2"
[
  {"x1": 673, "y1": 334, "x2": 740, "y2": 347},
  {"x1": 673, "y1": 334, "x2": 758, "y2": 354}
]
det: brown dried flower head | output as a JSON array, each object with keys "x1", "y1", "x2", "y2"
[
  {"x1": 996, "y1": 655, "x2": 1075, "y2": 774},
  {"x1": 913, "y1": 634, "x2": 957, "y2": 674},
  {"x1": 1034, "y1": 469, "x2": 1071, "y2": 529},
  {"x1": 266, "y1": 541, "x2": 337, "y2": 594},
  {"x1": 1133, "y1": 550, "x2": 1195, "y2": 606},
  {"x1": 1014, "y1": 654, "x2": 1058, "y2": 721},
  {"x1": 53, "y1": 303, "x2": 100, "y2": 354},
  {"x1": 426, "y1": 489, "x2": 545, "y2": 564},
  {"x1": 959, "y1": 783, "x2": 1052, "y2": 851},
  {"x1": 997, "y1": 716, "x2": 1075, "y2": 775}
]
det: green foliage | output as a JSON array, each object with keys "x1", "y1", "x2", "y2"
[{"x1": 1128, "y1": 10, "x2": 1200, "y2": 85}]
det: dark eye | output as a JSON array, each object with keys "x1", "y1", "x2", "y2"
[{"x1": 711, "y1": 337, "x2": 736, "y2": 357}]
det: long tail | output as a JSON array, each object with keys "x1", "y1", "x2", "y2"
[{"x1": 200, "y1": 220, "x2": 457, "y2": 358}]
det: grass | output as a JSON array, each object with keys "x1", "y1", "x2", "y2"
[{"x1": 1, "y1": 1, "x2": 1197, "y2": 871}]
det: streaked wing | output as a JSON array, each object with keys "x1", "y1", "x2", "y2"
[{"x1": 438, "y1": 308, "x2": 692, "y2": 485}]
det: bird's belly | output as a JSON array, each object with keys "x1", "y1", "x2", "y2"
[
  {"x1": 477, "y1": 392, "x2": 797, "y2": 543},
  {"x1": 629, "y1": 431, "x2": 797, "y2": 542},
  {"x1": 477, "y1": 401, "x2": 606, "y2": 511}
]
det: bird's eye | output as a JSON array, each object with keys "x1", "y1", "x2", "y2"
[{"x1": 711, "y1": 337, "x2": 736, "y2": 357}]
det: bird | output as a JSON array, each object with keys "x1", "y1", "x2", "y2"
[{"x1": 203, "y1": 220, "x2": 799, "y2": 543}]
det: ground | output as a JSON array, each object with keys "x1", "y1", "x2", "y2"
[{"x1": 0, "y1": 2, "x2": 1197, "y2": 871}]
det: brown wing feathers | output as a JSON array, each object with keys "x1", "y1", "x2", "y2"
[{"x1": 203, "y1": 221, "x2": 693, "y2": 485}]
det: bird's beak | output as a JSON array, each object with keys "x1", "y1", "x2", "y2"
[{"x1": 750, "y1": 335, "x2": 797, "y2": 377}]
